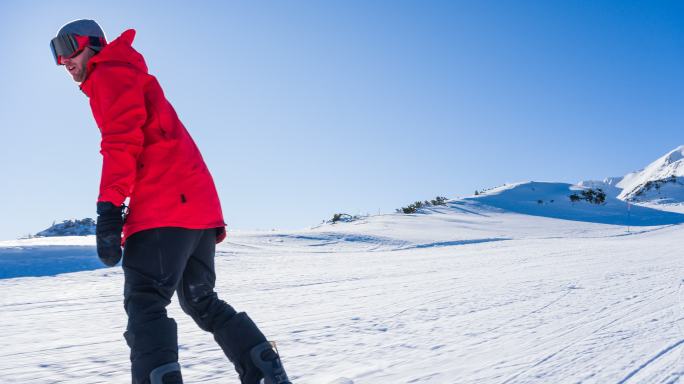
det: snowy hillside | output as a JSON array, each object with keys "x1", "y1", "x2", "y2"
[
  {"x1": 35, "y1": 218, "x2": 96, "y2": 237},
  {"x1": 578, "y1": 177, "x2": 623, "y2": 198},
  {"x1": 618, "y1": 146, "x2": 684, "y2": 203},
  {"x1": 1, "y1": 195, "x2": 684, "y2": 383},
  {"x1": 575, "y1": 146, "x2": 684, "y2": 215},
  {"x1": 468, "y1": 181, "x2": 684, "y2": 226}
]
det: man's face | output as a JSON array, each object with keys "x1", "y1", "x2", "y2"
[{"x1": 62, "y1": 47, "x2": 95, "y2": 83}]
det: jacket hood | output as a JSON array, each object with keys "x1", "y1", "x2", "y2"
[{"x1": 85, "y1": 29, "x2": 148, "y2": 78}]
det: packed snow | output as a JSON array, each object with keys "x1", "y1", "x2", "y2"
[
  {"x1": 1, "y1": 192, "x2": 684, "y2": 383},
  {"x1": 2, "y1": 147, "x2": 684, "y2": 383}
]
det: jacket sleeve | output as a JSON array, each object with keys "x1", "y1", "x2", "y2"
[{"x1": 89, "y1": 63, "x2": 146, "y2": 206}]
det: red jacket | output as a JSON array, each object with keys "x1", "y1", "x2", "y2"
[{"x1": 80, "y1": 29, "x2": 226, "y2": 244}]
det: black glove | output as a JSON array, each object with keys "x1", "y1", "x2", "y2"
[{"x1": 96, "y1": 201, "x2": 124, "y2": 267}]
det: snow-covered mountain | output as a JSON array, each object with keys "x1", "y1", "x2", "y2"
[
  {"x1": 35, "y1": 218, "x2": 96, "y2": 237},
  {"x1": 617, "y1": 145, "x2": 684, "y2": 203},
  {"x1": 578, "y1": 146, "x2": 684, "y2": 212},
  {"x1": 468, "y1": 181, "x2": 684, "y2": 226},
  {"x1": 30, "y1": 147, "x2": 684, "y2": 239},
  {"x1": 577, "y1": 176, "x2": 623, "y2": 198}
]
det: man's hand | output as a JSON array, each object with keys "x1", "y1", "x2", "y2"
[{"x1": 96, "y1": 202, "x2": 124, "y2": 266}]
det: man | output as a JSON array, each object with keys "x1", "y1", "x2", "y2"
[{"x1": 50, "y1": 19, "x2": 292, "y2": 384}]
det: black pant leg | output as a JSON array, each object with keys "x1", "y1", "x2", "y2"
[
  {"x1": 122, "y1": 227, "x2": 203, "y2": 384},
  {"x1": 176, "y1": 228, "x2": 237, "y2": 332},
  {"x1": 176, "y1": 228, "x2": 269, "y2": 383}
]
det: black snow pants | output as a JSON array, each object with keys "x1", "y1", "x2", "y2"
[{"x1": 122, "y1": 227, "x2": 268, "y2": 384}]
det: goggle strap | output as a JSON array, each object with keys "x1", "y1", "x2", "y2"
[{"x1": 88, "y1": 36, "x2": 106, "y2": 49}]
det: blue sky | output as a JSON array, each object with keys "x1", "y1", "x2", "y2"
[{"x1": 0, "y1": 0, "x2": 682, "y2": 240}]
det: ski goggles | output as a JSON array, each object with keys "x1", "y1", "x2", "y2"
[{"x1": 50, "y1": 34, "x2": 105, "y2": 65}]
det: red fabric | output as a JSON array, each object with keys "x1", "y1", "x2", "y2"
[{"x1": 80, "y1": 29, "x2": 226, "y2": 244}]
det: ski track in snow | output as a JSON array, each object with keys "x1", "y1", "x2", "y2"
[{"x1": 0, "y1": 207, "x2": 683, "y2": 383}]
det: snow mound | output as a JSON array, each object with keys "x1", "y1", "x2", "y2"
[
  {"x1": 467, "y1": 181, "x2": 684, "y2": 226},
  {"x1": 35, "y1": 218, "x2": 96, "y2": 237},
  {"x1": 578, "y1": 177, "x2": 623, "y2": 197},
  {"x1": 617, "y1": 145, "x2": 684, "y2": 201}
]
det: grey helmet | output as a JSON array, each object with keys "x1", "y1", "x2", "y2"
[{"x1": 50, "y1": 19, "x2": 107, "y2": 65}]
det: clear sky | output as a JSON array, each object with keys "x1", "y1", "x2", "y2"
[{"x1": 0, "y1": 0, "x2": 682, "y2": 240}]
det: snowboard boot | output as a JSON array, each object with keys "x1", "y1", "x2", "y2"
[
  {"x1": 213, "y1": 312, "x2": 291, "y2": 384},
  {"x1": 250, "y1": 341, "x2": 291, "y2": 384},
  {"x1": 149, "y1": 362, "x2": 183, "y2": 384}
]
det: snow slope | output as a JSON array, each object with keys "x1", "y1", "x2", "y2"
[
  {"x1": 618, "y1": 146, "x2": 684, "y2": 201},
  {"x1": 576, "y1": 146, "x2": 684, "y2": 213},
  {"x1": 469, "y1": 181, "x2": 684, "y2": 226},
  {"x1": 35, "y1": 218, "x2": 96, "y2": 237},
  {"x1": 578, "y1": 177, "x2": 624, "y2": 198},
  {"x1": 1, "y1": 198, "x2": 683, "y2": 383}
]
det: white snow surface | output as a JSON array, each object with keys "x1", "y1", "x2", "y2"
[
  {"x1": 618, "y1": 146, "x2": 684, "y2": 201},
  {"x1": 1, "y1": 196, "x2": 684, "y2": 383}
]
